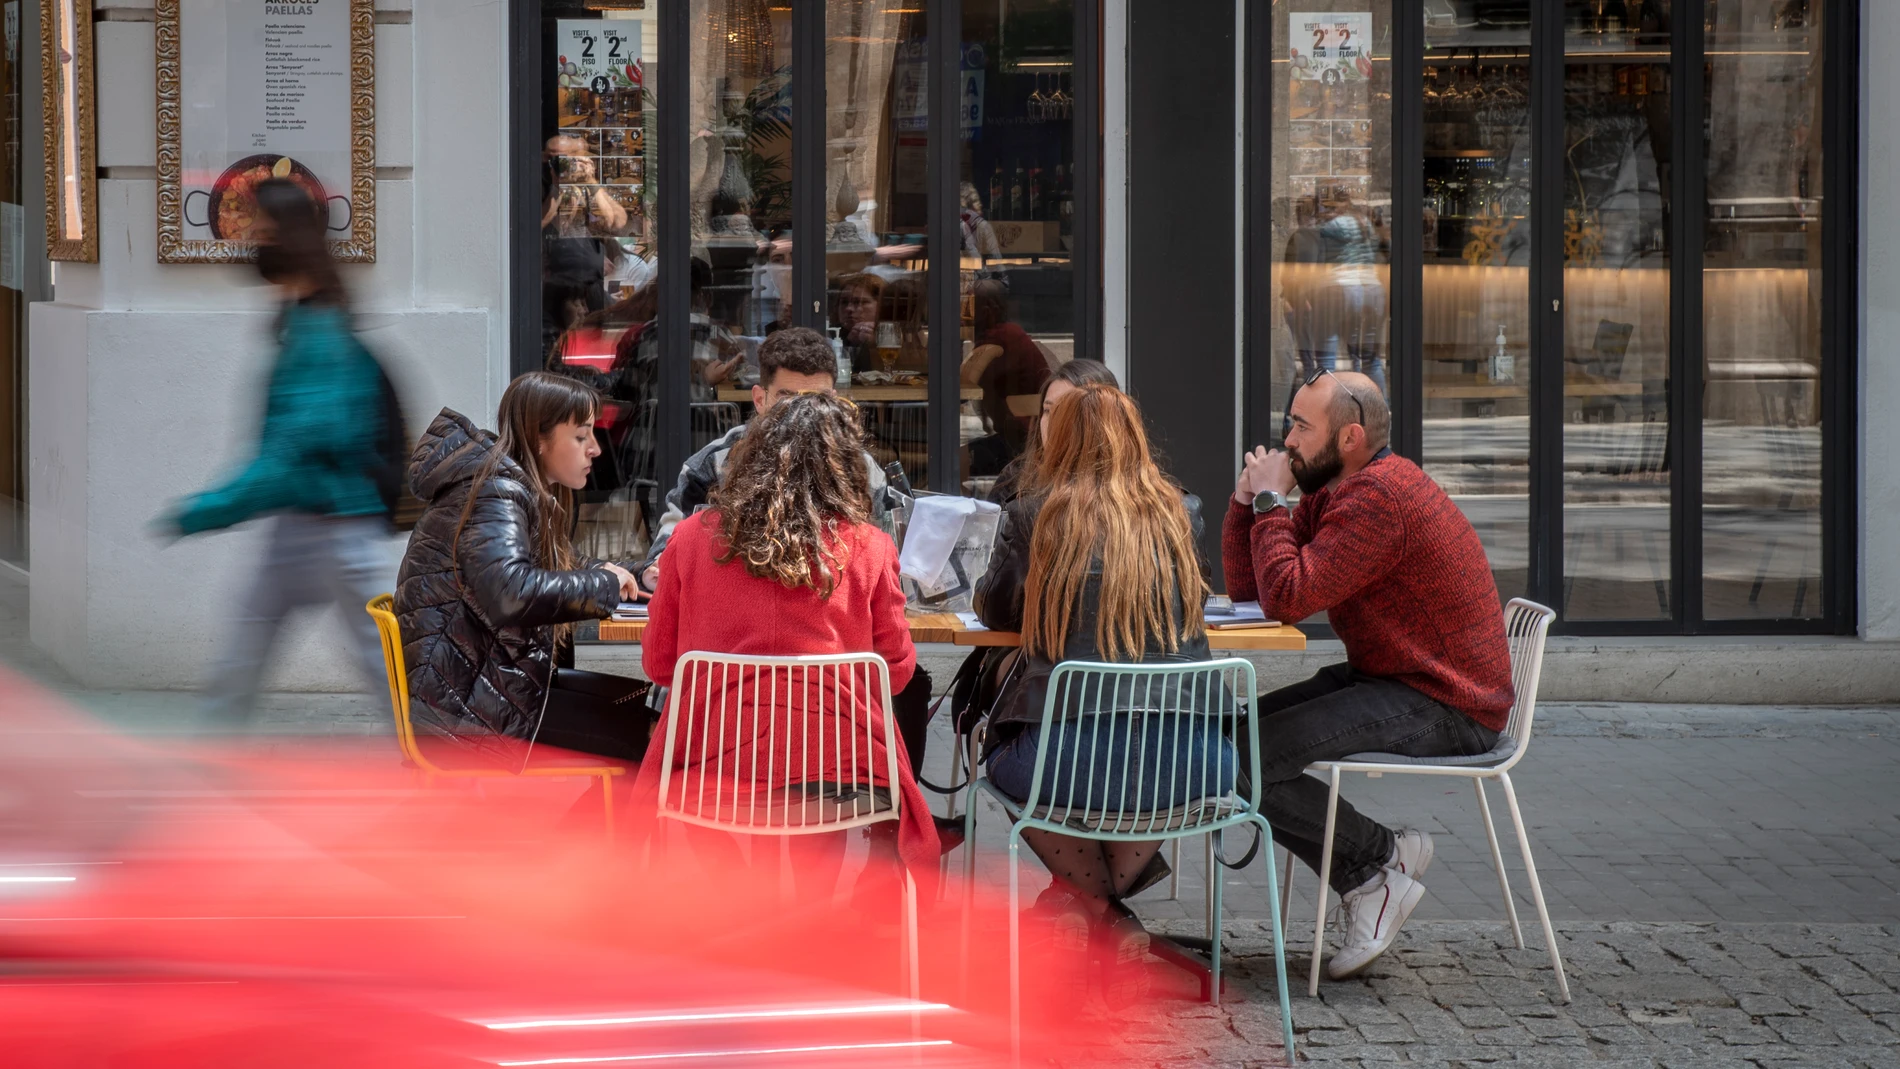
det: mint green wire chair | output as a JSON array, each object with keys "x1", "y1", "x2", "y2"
[{"x1": 959, "y1": 658, "x2": 1295, "y2": 1064}]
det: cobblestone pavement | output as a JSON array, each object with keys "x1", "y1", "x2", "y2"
[{"x1": 1065, "y1": 919, "x2": 1900, "y2": 1068}]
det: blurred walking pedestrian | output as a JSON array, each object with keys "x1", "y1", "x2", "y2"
[{"x1": 160, "y1": 179, "x2": 394, "y2": 723}]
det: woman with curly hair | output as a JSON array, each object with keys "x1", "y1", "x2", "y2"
[{"x1": 636, "y1": 392, "x2": 938, "y2": 885}]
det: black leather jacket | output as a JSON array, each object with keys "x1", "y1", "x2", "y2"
[
  {"x1": 973, "y1": 492, "x2": 1213, "y2": 737},
  {"x1": 395, "y1": 409, "x2": 622, "y2": 755}
]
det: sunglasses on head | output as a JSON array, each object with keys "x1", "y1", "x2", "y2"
[{"x1": 1304, "y1": 367, "x2": 1366, "y2": 427}]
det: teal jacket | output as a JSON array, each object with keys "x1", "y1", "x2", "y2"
[{"x1": 175, "y1": 303, "x2": 388, "y2": 535}]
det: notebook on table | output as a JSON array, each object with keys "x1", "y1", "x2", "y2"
[
  {"x1": 611, "y1": 601, "x2": 649, "y2": 621},
  {"x1": 1203, "y1": 598, "x2": 1279, "y2": 631}
]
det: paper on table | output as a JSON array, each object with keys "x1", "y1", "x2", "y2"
[
  {"x1": 955, "y1": 611, "x2": 987, "y2": 632},
  {"x1": 611, "y1": 602, "x2": 649, "y2": 620}
]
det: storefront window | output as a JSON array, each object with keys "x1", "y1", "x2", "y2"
[
  {"x1": 1420, "y1": 4, "x2": 1533, "y2": 601},
  {"x1": 825, "y1": 0, "x2": 930, "y2": 488},
  {"x1": 1270, "y1": 4, "x2": 1394, "y2": 452},
  {"x1": 1560, "y1": 1, "x2": 1673, "y2": 621},
  {"x1": 1701, "y1": 0, "x2": 1824, "y2": 620},
  {"x1": 956, "y1": 0, "x2": 1075, "y2": 498}
]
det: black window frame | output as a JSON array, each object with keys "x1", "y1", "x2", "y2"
[
  {"x1": 509, "y1": 0, "x2": 1105, "y2": 496},
  {"x1": 1240, "y1": 0, "x2": 1860, "y2": 638}
]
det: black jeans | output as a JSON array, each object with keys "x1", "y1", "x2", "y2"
[
  {"x1": 1236, "y1": 662, "x2": 1498, "y2": 895},
  {"x1": 535, "y1": 668, "x2": 655, "y2": 763}
]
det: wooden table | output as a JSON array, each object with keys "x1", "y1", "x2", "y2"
[
  {"x1": 599, "y1": 613, "x2": 1306, "y2": 651},
  {"x1": 715, "y1": 385, "x2": 984, "y2": 404}
]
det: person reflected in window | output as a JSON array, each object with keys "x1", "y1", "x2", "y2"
[
  {"x1": 542, "y1": 133, "x2": 631, "y2": 361},
  {"x1": 832, "y1": 271, "x2": 884, "y2": 373},
  {"x1": 1283, "y1": 185, "x2": 1388, "y2": 435},
  {"x1": 960, "y1": 279, "x2": 1053, "y2": 476},
  {"x1": 637, "y1": 392, "x2": 940, "y2": 889},
  {"x1": 974, "y1": 384, "x2": 1227, "y2": 1005}
]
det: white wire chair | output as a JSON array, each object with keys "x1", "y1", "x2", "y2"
[
  {"x1": 1284, "y1": 598, "x2": 1569, "y2": 1001},
  {"x1": 960, "y1": 659, "x2": 1295, "y2": 1064},
  {"x1": 654, "y1": 651, "x2": 919, "y2": 1000}
]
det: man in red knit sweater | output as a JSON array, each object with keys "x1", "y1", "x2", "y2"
[{"x1": 1225, "y1": 370, "x2": 1514, "y2": 981}]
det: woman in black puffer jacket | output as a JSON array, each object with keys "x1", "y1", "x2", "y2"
[{"x1": 396, "y1": 372, "x2": 650, "y2": 765}]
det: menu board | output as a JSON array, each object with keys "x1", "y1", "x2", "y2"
[
  {"x1": 1287, "y1": 11, "x2": 1373, "y2": 202},
  {"x1": 553, "y1": 19, "x2": 645, "y2": 230},
  {"x1": 157, "y1": 0, "x2": 376, "y2": 263}
]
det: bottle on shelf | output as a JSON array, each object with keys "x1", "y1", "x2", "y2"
[
  {"x1": 1028, "y1": 159, "x2": 1043, "y2": 220},
  {"x1": 989, "y1": 164, "x2": 1005, "y2": 216},
  {"x1": 1055, "y1": 163, "x2": 1073, "y2": 240},
  {"x1": 1010, "y1": 162, "x2": 1026, "y2": 220},
  {"x1": 1490, "y1": 323, "x2": 1516, "y2": 385}
]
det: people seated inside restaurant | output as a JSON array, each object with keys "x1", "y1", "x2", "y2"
[
  {"x1": 986, "y1": 358, "x2": 1119, "y2": 506},
  {"x1": 636, "y1": 392, "x2": 940, "y2": 886},
  {"x1": 1223, "y1": 369, "x2": 1514, "y2": 981},
  {"x1": 961, "y1": 279, "x2": 1054, "y2": 478},
  {"x1": 395, "y1": 371, "x2": 652, "y2": 768},
  {"x1": 974, "y1": 383, "x2": 1231, "y2": 1003},
  {"x1": 635, "y1": 328, "x2": 934, "y2": 774}
]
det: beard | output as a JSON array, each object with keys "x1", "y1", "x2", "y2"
[{"x1": 1288, "y1": 436, "x2": 1344, "y2": 495}]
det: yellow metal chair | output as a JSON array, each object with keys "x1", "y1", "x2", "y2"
[{"x1": 365, "y1": 595, "x2": 624, "y2": 838}]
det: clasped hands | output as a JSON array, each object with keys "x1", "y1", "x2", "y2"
[{"x1": 1233, "y1": 446, "x2": 1296, "y2": 506}]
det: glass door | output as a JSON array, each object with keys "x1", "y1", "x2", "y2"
[
  {"x1": 1419, "y1": 1, "x2": 1535, "y2": 602},
  {"x1": 1559, "y1": 0, "x2": 1674, "y2": 621}
]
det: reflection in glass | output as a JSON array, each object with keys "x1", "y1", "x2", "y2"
[
  {"x1": 1419, "y1": 10, "x2": 1532, "y2": 601},
  {"x1": 535, "y1": 4, "x2": 669, "y2": 560},
  {"x1": 1272, "y1": 4, "x2": 1392, "y2": 437},
  {"x1": 1702, "y1": 0, "x2": 1824, "y2": 619},
  {"x1": 825, "y1": 1, "x2": 930, "y2": 488},
  {"x1": 1560, "y1": 0, "x2": 1672, "y2": 621},
  {"x1": 958, "y1": 1, "x2": 1073, "y2": 499}
]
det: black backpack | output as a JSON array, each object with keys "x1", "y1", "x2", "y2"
[{"x1": 363, "y1": 344, "x2": 423, "y2": 533}]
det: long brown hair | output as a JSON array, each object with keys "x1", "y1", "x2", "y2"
[
  {"x1": 1021, "y1": 384, "x2": 1206, "y2": 660},
  {"x1": 452, "y1": 371, "x2": 601, "y2": 584},
  {"x1": 711, "y1": 392, "x2": 872, "y2": 597}
]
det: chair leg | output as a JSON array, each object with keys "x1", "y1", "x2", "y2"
[
  {"x1": 1309, "y1": 765, "x2": 1342, "y2": 997},
  {"x1": 1473, "y1": 778, "x2": 1524, "y2": 948},
  {"x1": 1209, "y1": 829, "x2": 1224, "y2": 1006},
  {"x1": 1203, "y1": 835, "x2": 1217, "y2": 939},
  {"x1": 1253, "y1": 816, "x2": 1297, "y2": 1065},
  {"x1": 947, "y1": 735, "x2": 965, "y2": 820},
  {"x1": 959, "y1": 794, "x2": 980, "y2": 1002},
  {"x1": 1008, "y1": 827, "x2": 1024, "y2": 1067},
  {"x1": 1278, "y1": 845, "x2": 1296, "y2": 935},
  {"x1": 1166, "y1": 837, "x2": 1181, "y2": 900},
  {"x1": 1500, "y1": 772, "x2": 1571, "y2": 1003}
]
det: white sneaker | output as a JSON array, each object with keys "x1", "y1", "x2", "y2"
[
  {"x1": 1325, "y1": 868, "x2": 1425, "y2": 980},
  {"x1": 1391, "y1": 828, "x2": 1435, "y2": 880}
]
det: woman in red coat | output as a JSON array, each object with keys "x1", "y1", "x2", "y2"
[{"x1": 636, "y1": 392, "x2": 939, "y2": 884}]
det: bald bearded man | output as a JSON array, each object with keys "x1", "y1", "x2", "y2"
[{"x1": 1224, "y1": 370, "x2": 1514, "y2": 981}]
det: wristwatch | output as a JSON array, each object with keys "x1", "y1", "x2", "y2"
[{"x1": 1252, "y1": 489, "x2": 1291, "y2": 515}]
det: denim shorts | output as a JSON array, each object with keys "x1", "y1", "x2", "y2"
[{"x1": 986, "y1": 713, "x2": 1238, "y2": 812}]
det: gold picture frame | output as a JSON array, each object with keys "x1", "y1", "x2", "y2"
[
  {"x1": 42, "y1": 0, "x2": 99, "y2": 262},
  {"x1": 154, "y1": 0, "x2": 377, "y2": 263}
]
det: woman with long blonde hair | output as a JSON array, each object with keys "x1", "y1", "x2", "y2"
[{"x1": 974, "y1": 383, "x2": 1234, "y2": 999}]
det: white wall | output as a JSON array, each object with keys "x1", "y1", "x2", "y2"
[
  {"x1": 28, "y1": 1, "x2": 506, "y2": 689},
  {"x1": 1862, "y1": 2, "x2": 1900, "y2": 640}
]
